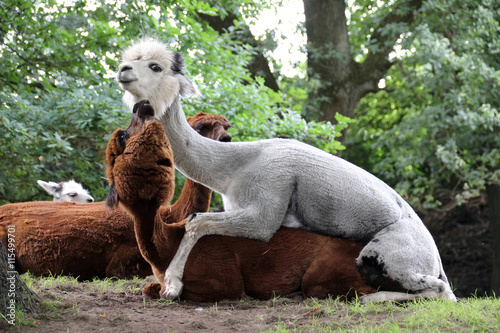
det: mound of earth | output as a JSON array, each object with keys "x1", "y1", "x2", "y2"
[{"x1": 422, "y1": 195, "x2": 492, "y2": 298}]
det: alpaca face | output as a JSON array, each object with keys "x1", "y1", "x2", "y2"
[
  {"x1": 117, "y1": 40, "x2": 200, "y2": 119},
  {"x1": 37, "y1": 179, "x2": 94, "y2": 203},
  {"x1": 187, "y1": 112, "x2": 232, "y2": 143},
  {"x1": 105, "y1": 101, "x2": 175, "y2": 212}
]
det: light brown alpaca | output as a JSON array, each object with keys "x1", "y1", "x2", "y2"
[
  {"x1": 106, "y1": 101, "x2": 375, "y2": 301},
  {"x1": 0, "y1": 109, "x2": 231, "y2": 280}
]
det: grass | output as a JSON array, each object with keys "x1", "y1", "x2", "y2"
[
  {"x1": 1, "y1": 273, "x2": 148, "y2": 330},
  {"x1": 23, "y1": 272, "x2": 145, "y2": 294},
  {"x1": 2, "y1": 274, "x2": 500, "y2": 332},
  {"x1": 263, "y1": 295, "x2": 500, "y2": 332}
]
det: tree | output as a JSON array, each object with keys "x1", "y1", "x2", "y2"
[
  {"x1": 197, "y1": 5, "x2": 280, "y2": 92},
  {"x1": 1, "y1": 240, "x2": 40, "y2": 323},
  {"x1": 0, "y1": 0, "x2": 127, "y2": 202},
  {"x1": 342, "y1": 0, "x2": 500, "y2": 290},
  {"x1": 343, "y1": 0, "x2": 499, "y2": 208},
  {"x1": 0, "y1": 0, "x2": 346, "y2": 205},
  {"x1": 303, "y1": 0, "x2": 423, "y2": 140}
]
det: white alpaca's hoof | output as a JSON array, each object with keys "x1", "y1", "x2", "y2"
[{"x1": 161, "y1": 274, "x2": 183, "y2": 300}]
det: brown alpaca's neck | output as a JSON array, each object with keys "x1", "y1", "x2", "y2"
[
  {"x1": 133, "y1": 179, "x2": 212, "y2": 270},
  {"x1": 132, "y1": 200, "x2": 184, "y2": 269},
  {"x1": 161, "y1": 178, "x2": 212, "y2": 223}
]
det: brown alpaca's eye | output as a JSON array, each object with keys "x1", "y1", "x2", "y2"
[
  {"x1": 149, "y1": 63, "x2": 163, "y2": 72},
  {"x1": 194, "y1": 124, "x2": 207, "y2": 133},
  {"x1": 118, "y1": 130, "x2": 127, "y2": 149}
]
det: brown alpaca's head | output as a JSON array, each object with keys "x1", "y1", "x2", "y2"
[
  {"x1": 105, "y1": 101, "x2": 175, "y2": 213},
  {"x1": 187, "y1": 112, "x2": 232, "y2": 143}
]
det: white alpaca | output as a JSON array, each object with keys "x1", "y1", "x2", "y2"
[
  {"x1": 116, "y1": 40, "x2": 456, "y2": 303},
  {"x1": 37, "y1": 179, "x2": 94, "y2": 203}
]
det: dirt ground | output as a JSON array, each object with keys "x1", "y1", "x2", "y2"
[{"x1": 5, "y1": 276, "x2": 347, "y2": 333}]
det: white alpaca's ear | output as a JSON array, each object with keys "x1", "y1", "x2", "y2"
[
  {"x1": 170, "y1": 51, "x2": 201, "y2": 99},
  {"x1": 37, "y1": 180, "x2": 62, "y2": 198},
  {"x1": 178, "y1": 75, "x2": 201, "y2": 98}
]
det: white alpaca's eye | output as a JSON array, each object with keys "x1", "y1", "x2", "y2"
[
  {"x1": 149, "y1": 63, "x2": 163, "y2": 72},
  {"x1": 69, "y1": 193, "x2": 78, "y2": 197}
]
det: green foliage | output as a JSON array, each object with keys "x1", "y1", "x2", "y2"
[
  {"x1": 0, "y1": 0, "x2": 345, "y2": 205},
  {"x1": 345, "y1": 0, "x2": 500, "y2": 209},
  {"x1": 4, "y1": 0, "x2": 496, "y2": 212},
  {"x1": 0, "y1": 0, "x2": 129, "y2": 202},
  {"x1": 0, "y1": 82, "x2": 125, "y2": 202}
]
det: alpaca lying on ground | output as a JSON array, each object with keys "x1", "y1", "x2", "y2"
[
  {"x1": 106, "y1": 101, "x2": 375, "y2": 301},
  {"x1": 37, "y1": 179, "x2": 94, "y2": 203},
  {"x1": 116, "y1": 40, "x2": 456, "y2": 302},
  {"x1": 0, "y1": 200, "x2": 149, "y2": 280},
  {"x1": 0, "y1": 111, "x2": 231, "y2": 280}
]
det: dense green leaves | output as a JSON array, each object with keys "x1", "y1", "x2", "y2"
[
  {"x1": 1, "y1": 0, "x2": 497, "y2": 212},
  {"x1": 345, "y1": 0, "x2": 500, "y2": 209},
  {"x1": 0, "y1": 0, "x2": 345, "y2": 205}
]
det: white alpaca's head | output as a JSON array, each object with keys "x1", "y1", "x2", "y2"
[
  {"x1": 116, "y1": 39, "x2": 200, "y2": 119},
  {"x1": 37, "y1": 179, "x2": 94, "y2": 203}
]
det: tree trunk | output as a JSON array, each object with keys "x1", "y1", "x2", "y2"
[
  {"x1": 302, "y1": 0, "x2": 423, "y2": 146},
  {"x1": 487, "y1": 183, "x2": 500, "y2": 294},
  {"x1": 303, "y1": 0, "x2": 353, "y2": 120},
  {"x1": 1, "y1": 240, "x2": 40, "y2": 323}
]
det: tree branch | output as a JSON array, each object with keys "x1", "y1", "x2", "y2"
[
  {"x1": 357, "y1": 0, "x2": 424, "y2": 95},
  {"x1": 197, "y1": 11, "x2": 280, "y2": 92}
]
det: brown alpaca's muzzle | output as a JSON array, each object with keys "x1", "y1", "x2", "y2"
[
  {"x1": 105, "y1": 101, "x2": 175, "y2": 212},
  {"x1": 187, "y1": 112, "x2": 232, "y2": 143}
]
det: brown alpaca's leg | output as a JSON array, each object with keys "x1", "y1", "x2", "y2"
[
  {"x1": 143, "y1": 283, "x2": 162, "y2": 299},
  {"x1": 105, "y1": 245, "x2": 151, "y2": 279}
]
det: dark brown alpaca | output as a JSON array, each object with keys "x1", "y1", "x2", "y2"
[
  {"x1": 106, "y1": 101, "x2": 375, "y2": 301},
  {"x1": 0, "y1": 109, "x2": 231, "y2": 280}
]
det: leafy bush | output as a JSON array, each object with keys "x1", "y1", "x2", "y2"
[{"x1": 0, "y1": 0, "x2": 346, "y2": 205}]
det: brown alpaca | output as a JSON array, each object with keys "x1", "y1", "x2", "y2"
[
  {"x1": 106, "y1": 101, "x2": 375, "y2": 301},
  {"x1": 0, "y1": 109, "x2": 231, "y2": 280}
]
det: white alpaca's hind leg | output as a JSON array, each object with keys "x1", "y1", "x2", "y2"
[
  {"x1": 357, "y1": 220, "x2": 456, "y2": 303},
  {"x1": 360, "y1": 281, "x2": 457, "y2": 303},
  {"x1": 359, "y1": 290, "x2": 439, "y2": 303}
]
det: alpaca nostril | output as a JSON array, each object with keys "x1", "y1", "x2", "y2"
[
  {"x1": 219, "y1": 135, "x2": 232, "y2": 143},
  {"x1": 137, "y1": 102, "x2": 155, "y2": 119},
  {"x1": 120, "y1": 64, "x2": 133, "y2": 72},
  {"x1": 87, "y1": 198, "x2": 94, "y2": 203},
  {"x1": 117, "y1": 64, "x2": 136, "y2": 83},
  {"x1": 157, "y1": 158, "x2": 172, "y2": 167},
  {"x1": 132, "y1": 103, "x2": 140, "y2": 114}
]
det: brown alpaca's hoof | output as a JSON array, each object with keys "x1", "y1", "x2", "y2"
[{"x1": 142, "y1": 282, "x2": 162, "y2": 299}]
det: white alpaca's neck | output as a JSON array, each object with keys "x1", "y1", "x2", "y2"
[{"x1": 158, "y1": 97, "x2": 237, "y2": 194}]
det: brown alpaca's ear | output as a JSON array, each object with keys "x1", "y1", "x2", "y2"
[{"x1": 105, "y1": 184, "x2": 120, "y2": 212}]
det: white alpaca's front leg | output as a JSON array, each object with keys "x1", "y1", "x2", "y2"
[
  {"x1": 162, "y1": 208, "x2": 284, "y2": 300},
  {"x1": 162, "y1": 231, "x2": 201, "y2": 300}
]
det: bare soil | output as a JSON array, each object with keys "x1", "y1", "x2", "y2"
[{"x1": 3, "y1": 276, "x2": 351, "y2": 333}]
